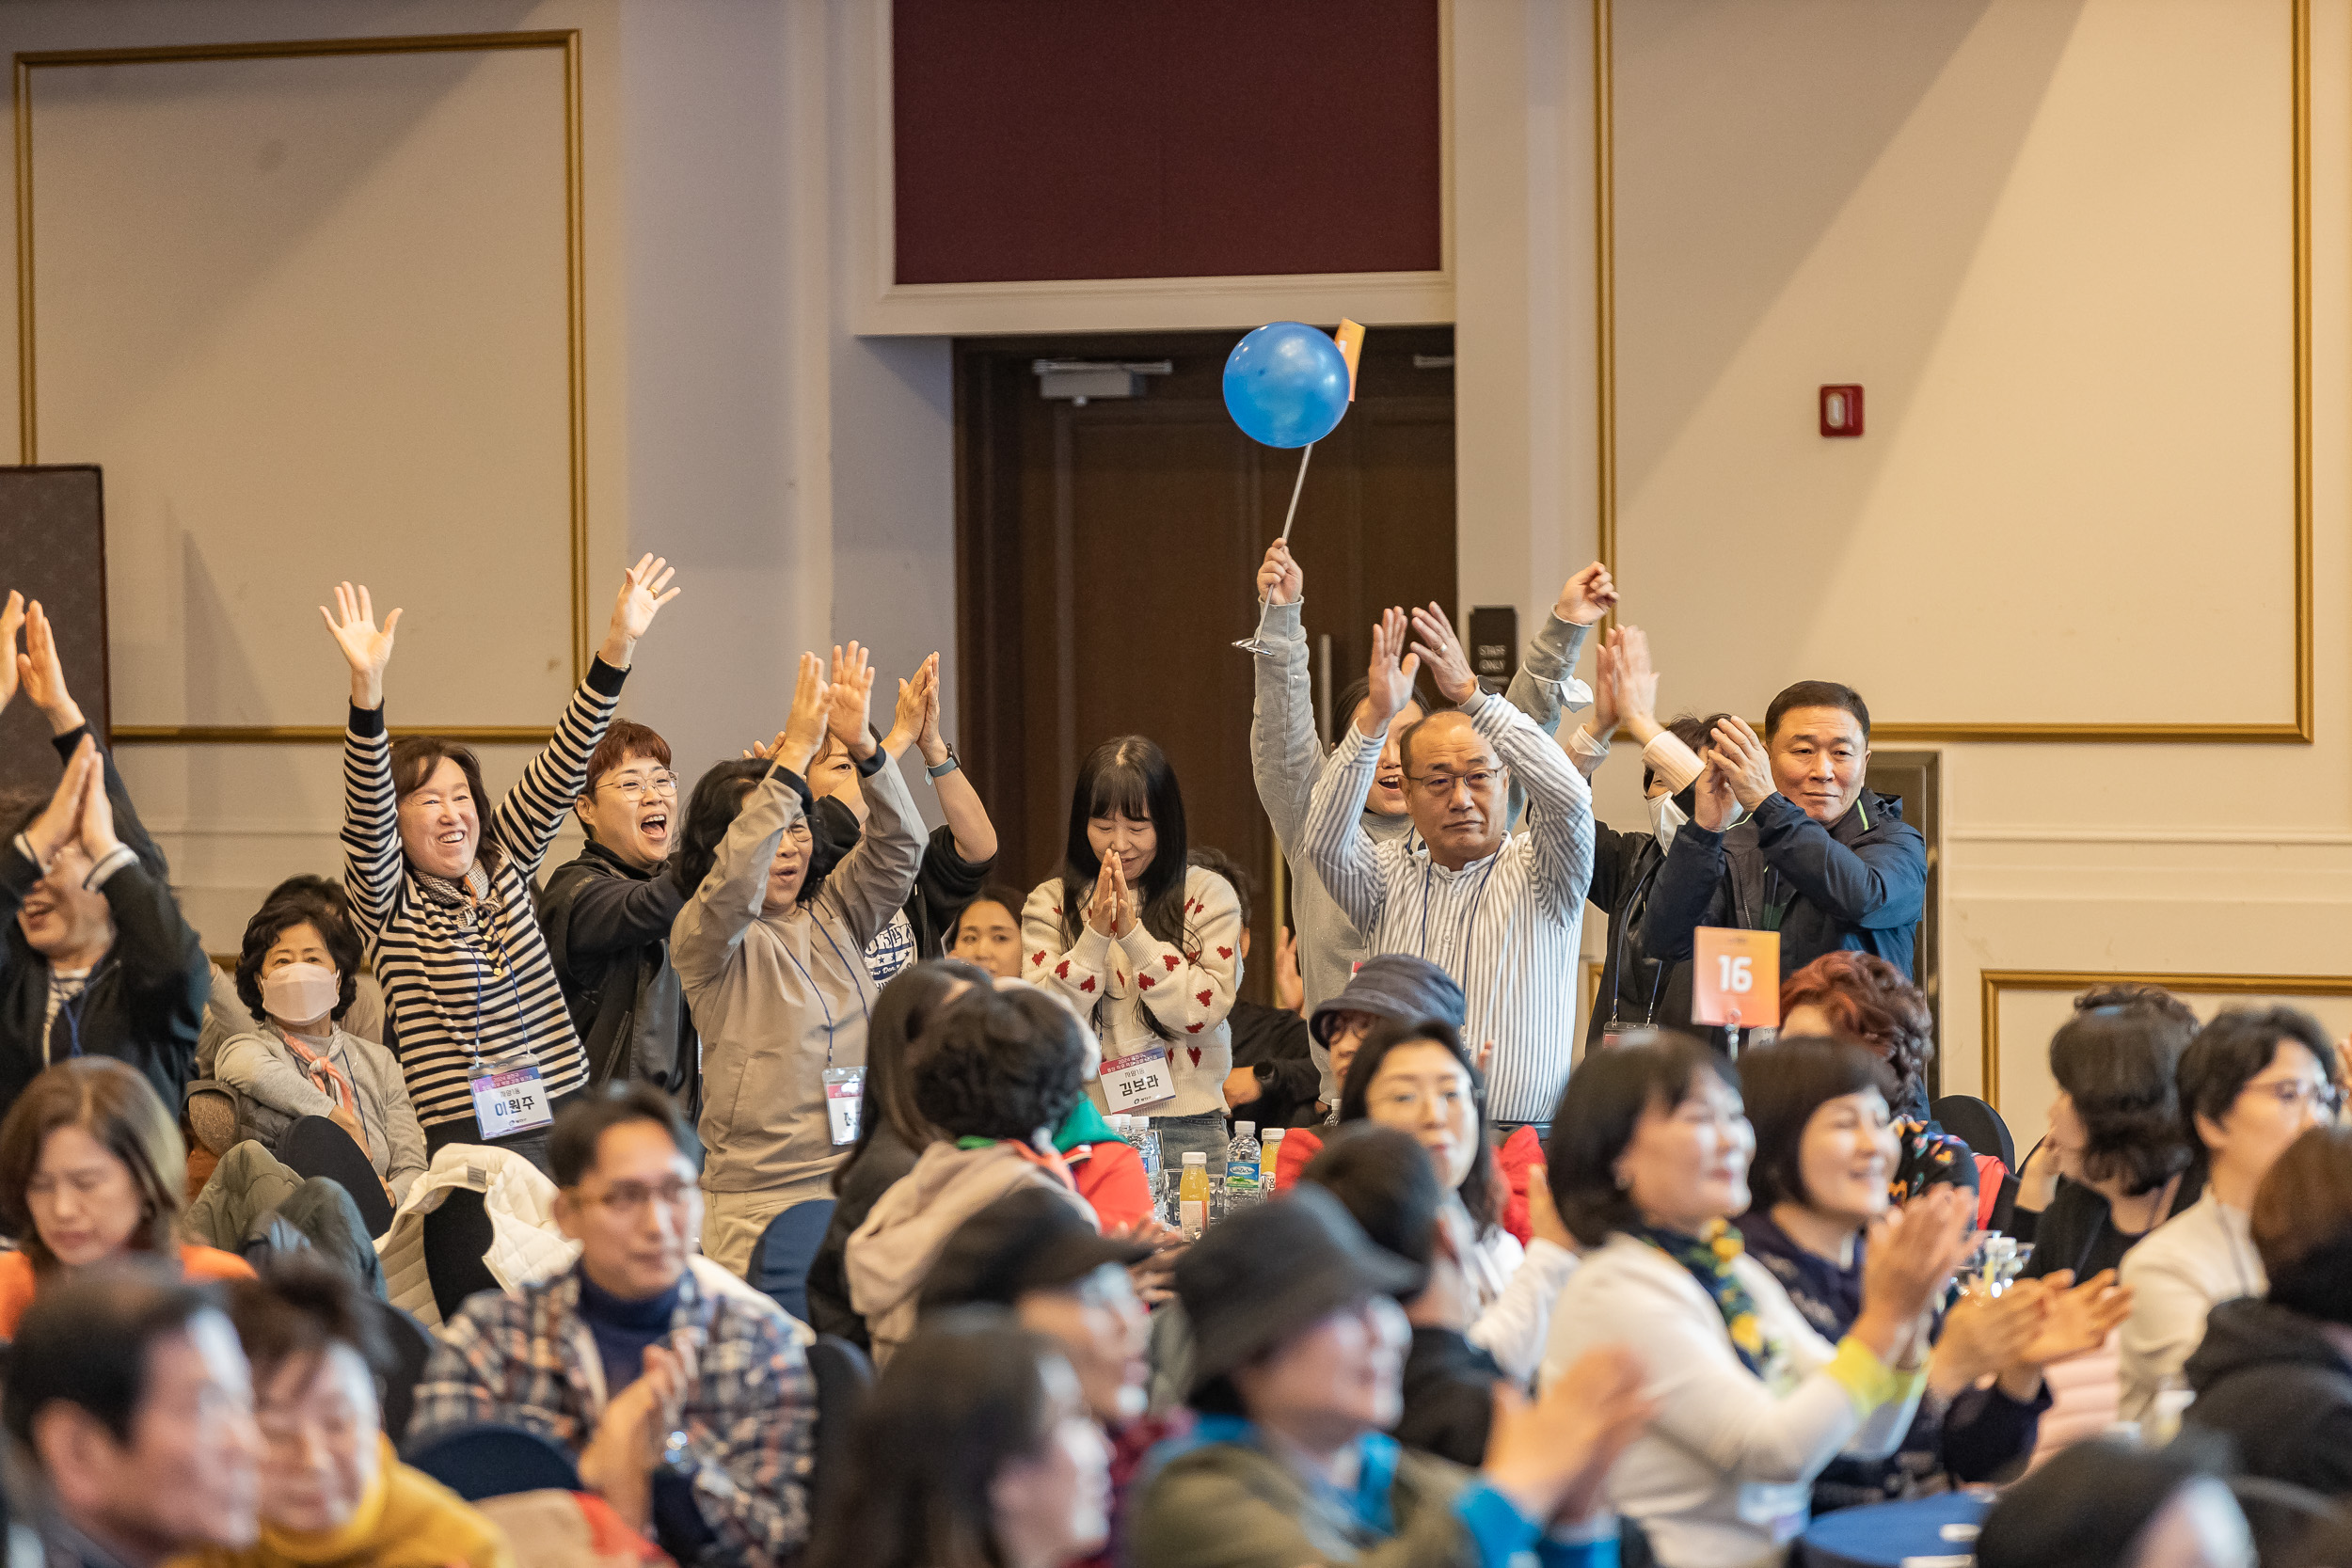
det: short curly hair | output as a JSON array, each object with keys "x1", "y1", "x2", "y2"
[
  {"x1": 1780, "y1": 952, "x2": 1933, "y2": 1107},
  {"x1": 913, "y1": 987, "x2": 1089, "y2": 1144},
  {"x1": 233, "y1": 878, "x2": 363, "y2": 1026}
]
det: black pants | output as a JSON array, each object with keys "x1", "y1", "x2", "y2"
[{"x1": 277, "y1": 1117, "x2": 394, "y2": 1237}]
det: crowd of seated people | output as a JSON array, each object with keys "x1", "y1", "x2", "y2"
[{"x1": 0, "y1": 555, "x2": 2345, "y2": 1568}]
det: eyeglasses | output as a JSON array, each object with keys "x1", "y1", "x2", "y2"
[
  {"x1": 1406, "y1": 768, "x2": 1503, "y2": 799},
  {"x1": 2243, "y1": 1076, "x2": 2344, "y2": 1117},
  {"x1": 598, "y1": 771, "x2": 679, "y2": 800},
  {"x1": 581, "y1": 1178, "x2": 697, "y2": 1217}
]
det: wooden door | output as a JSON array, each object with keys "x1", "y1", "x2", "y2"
[{"x1": 957, "y1": 327, "x2": 1456, "y2": 999}]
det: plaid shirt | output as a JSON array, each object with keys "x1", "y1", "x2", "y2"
[{"x1": 409, "y1": 1257, "x2": 814, "y2": 1567}]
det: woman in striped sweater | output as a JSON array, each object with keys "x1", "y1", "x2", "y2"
[{"x1": 322, "y1": 559, "x2": 680, "y2": 1174}]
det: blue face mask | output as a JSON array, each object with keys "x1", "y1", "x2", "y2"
[{"x1": 1646, "y1": 791, "x2": 1688, "y2": 853}]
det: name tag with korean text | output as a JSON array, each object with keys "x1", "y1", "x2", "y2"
[
  {"x1": 824, "y1": 1066, "x2": 866, "y2": 1146},
  {"x1": 1101, "y1": 1046, "x2": 1174, "y2": 1113},
  {"x1": 469, "y1": 1064, "x2": 553, "y2": 1139}
]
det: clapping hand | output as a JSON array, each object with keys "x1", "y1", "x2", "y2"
[
  {"x1": 1406, "y1": 601, "x2": 1479, "y2": 706},
  {"x1": 1485, "y1": 1344, "x2": 1653, "y2": 1528},
  {"x1": 599, "y1": 554, "x2": 681, "y2": 668},
  {"x1": 1704, "y1": 716, "x2": 1774, "y2": 811},
  {"x1": 23, "y1": 736, "x2": 95, "y2": 868},
  {"x1": 1692, "y1": 754, "x2": 1738, "y2": 832},
  {"x1": 19, "y1": 600, "x2": 83, "y2": 735},
  {"x1": 767, "y1": 652, "x2": 833, "y2": 774},
  {"x1": 1554, "y1": 562, "x2": 1618, "y2": 626},
  {"x1": 1359, "y1": 609, "x2": 1422, "y2": 737},
  {"x1": 2012, "y1": 1269, "x2": 2133, "y2": 1367},
  {"x1": 1256, "y1": 540, "x2": 1302, "y2": 608},
  {"x1": 0, "y1": 592, "x2": 21, "y2": 714},
  {"x1": 883, "y1": 654, "x2": 937, "y2": 758},
  {"x1": 826, "y1": 643, "x2": 879, "y2": 760},
  {"x1": 319, "y1": 583, "x2": 402, "y2": 710}
]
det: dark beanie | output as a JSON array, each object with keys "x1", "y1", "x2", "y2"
[{"x1": 1976, "y1": 1439, "x2": 2222, "y2": 1568}]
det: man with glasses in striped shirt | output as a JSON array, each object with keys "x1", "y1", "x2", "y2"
[{"x1": 1303, "y1": 604, "x2": 1596, "y2": 1133}]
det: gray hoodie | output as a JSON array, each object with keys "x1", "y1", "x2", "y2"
[
  {"x1": 1249, "y1": 599, "x2": 1590, "y2": 1096},
  {"x1": 675, "y1": 754, "x2": 924, "y2": 1205}
]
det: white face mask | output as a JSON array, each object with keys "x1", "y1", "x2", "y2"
[
  {"x1": 1645, "y1": 791, "x2": 1688, "y2": 853},
  {"x1": 262, "y1": 962, "x2": 340, "y2": 1026}
]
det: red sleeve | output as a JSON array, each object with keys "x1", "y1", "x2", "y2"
[
  {"x1": 1071, "y1": 1141, "x2": 1154, "y2": 1232},
  {"x1": 1496, "y1": 1126, "x2": 1548, "y2": 1247},
  {"x1": 1274, "y1": 1129, "x2": 1324, "y2": 1192}
]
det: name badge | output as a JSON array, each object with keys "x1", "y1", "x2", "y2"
[
  {"x1": 469, "y1": 1064, "x2": 553, "y2": 1139},
  {"x1": 1599, "y1": 1022, "x2": 1633, "y2": 1050},
  {"x1": 1100, "y1": 1047, "x2": 1174, "y2": 1113},
  {"x1": 824, "y1": 1066, "x2": 866, "y2": 1147}
]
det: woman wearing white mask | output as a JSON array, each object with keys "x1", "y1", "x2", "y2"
[
  {"x1": 214, "y1": 879, "x2": 427, "y2": 1225},
  {"x1": 1565, "y1": 626, "x2": 1722, "y2": 1053}
]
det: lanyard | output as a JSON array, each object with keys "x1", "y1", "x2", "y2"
[
  {"x1": 49, "y1": 982, "x2": 88, "y2": 1066},
  {"x1": 784, "y1": 911, "x2": 875, "y2": 1069}
]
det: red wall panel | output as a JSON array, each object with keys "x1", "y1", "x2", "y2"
[{"x1": 893, "y1": 0, "x2": 1443, "y2": 285}]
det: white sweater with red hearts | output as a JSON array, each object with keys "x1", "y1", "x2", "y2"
[{"x1": 1021, "y1": 866, "x2": 1241, "y2": 1118}]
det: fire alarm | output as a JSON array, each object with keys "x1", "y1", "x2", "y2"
[{"x1": 1820, "y1": 385, "x2": 1864, "y2": 437}]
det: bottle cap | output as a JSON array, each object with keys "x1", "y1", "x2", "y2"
[
  {"x1": 1182, "y1": 1151, "x2": 1206, "y2": 1164},
  {"x1": 1263, "y1": 1127, "x2": 1285, "y2": 1143},
  {"x1": 1111, "y1": 1115, "x2": 1129, "y2": 1133},
  {"x1": 1236, "y1": 1121, "x2": 1255, "y2": 1138}
]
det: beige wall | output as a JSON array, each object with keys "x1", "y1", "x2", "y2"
[{"x1": 1454, "y1": 0, "x2": 2352, "y2": 1139}]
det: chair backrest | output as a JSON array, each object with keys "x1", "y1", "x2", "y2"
[
  {"x1": 807, "y1": 1333, "x2": 875, "y2": 1528},
  {"x1": 370, "y1": 1298, "x2": 437, "y2": 1444},
  {"x1": 1933, "y1": 1094, "x2": 2015, "y2": 1170},
  {"x1": 749, "y1": 1198, "x2": 837, "y2": 1324},
  {"x1": 403, "y1": 1423, "x2": 583, "y2": 1501}
]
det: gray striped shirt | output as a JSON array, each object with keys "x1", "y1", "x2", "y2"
[{"x1": 1301, "y1": 689, "x2": 1594, "y2": 1122}]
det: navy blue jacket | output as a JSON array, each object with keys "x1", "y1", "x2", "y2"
[{"x1": 1640, "y1": 787, "x2": 1926, "y2": 981}]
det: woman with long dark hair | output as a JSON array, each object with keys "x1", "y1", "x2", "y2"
[
  {"x1": 1022, "y1": 736, "x2": 1239, "y2": 1179},
  {"x1": 806, "y1": 1312, "x2": 1112, "y2": 1568},
  {"x1": 1336, "y1": 1018, "x2": 1579, "y2": 1386},
  {"x1": 803, "y1": 957, "x2": 989, "y2": 1347}
]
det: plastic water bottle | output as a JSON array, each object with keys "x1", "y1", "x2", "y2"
[
  {"x1": 1261, "y1": 1126, "x2": 1285, "y2": 1194},
  {"x1": 1178, "y1": 1151, "x2": 1211, "y2": 1239},
  {"x1": 1225, "y1": 1121, "x2": 1263, "y2": 1211},
  {"x1": 1126, "y1": 1117, "x2": 1170, "y2": 1225}
]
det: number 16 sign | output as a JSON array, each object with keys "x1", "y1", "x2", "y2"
[{"x1": 1692, "y1": 927, "x2": 1780, "y2": 1028}]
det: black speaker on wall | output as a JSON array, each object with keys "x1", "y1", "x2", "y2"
[{"x1": 0, "y1": 466, "x2": 107, "y2": 793}]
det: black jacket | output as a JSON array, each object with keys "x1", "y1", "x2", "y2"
[
  {"x1": 1228, "y1": 998, "x2": 1320, "y2": 1129},
  {"x1": 2184, "y1": 1296, "x2": 2352, "y2": 1497},
  {"x1": 1394, "y1": 1325, "x2": 1502, "y2": 1466},
  {"x1": 811, "y1": 803, "x2": 994, "y2": 963},
  {"x1": 2018, "y1": 1167, "x2": 2201, "y2": 1282},
  {"x1": 1584, "y1": 817, "x2": 1693, "y2": 1045},
  {"x1": 1643, "y1": 788, "x2": 1926, "y2": 982},
  {"x1": 0, "y1": 727, "x2": 206, "y2": 1119},
  {"x1": 537, "y1": 839, "x2": 700, "y2": 1117}
]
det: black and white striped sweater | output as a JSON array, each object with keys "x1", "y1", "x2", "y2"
[{"x1": 341, "y1": 661, "x2": 626, "y2": 1130}]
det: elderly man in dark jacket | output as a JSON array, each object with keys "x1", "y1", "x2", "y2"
[
  {"x1": 538, "y1": 720, "x2": 700, "y2": 1116},
  {"x1": 1641, "y1": 679, "x2": 1926, "y2": 988},
  {"x1": 0, "y1": 597, "x2": 207, "y2": 1119}
]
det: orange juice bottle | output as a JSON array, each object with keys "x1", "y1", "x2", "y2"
[{"x1": 1179, "y1": 1151, "x2": 1211, "y2": 1239}]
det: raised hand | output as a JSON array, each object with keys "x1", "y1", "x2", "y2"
[
  {"x1": 883, "y1": 654, "x2": 933, "y2": 757},
  {"x1": 915, "y1": 653, "x2": 950, "y2": 766},
  {"x1": 1705, "y1": 716, "x2": 1774, "y2": 811},
  {"x1": 774, "y1": 652, "x2": 832, "y2": 774},
  {"x1": 1591, "y1": 639, "x2": 1622, "y2": 738},
  {"x1": 1485, "y1": 1343, "x2": 1653, "y2": 1528},
  {"x1": 18, "y1": 600, "x2": 82, "y2": 735},
  {"x1": 318, "y1": 583, "x2": 402, "y2": 710},
  {"x1": 1613, "y1": 626, "x2": 1661, "y2": 741},
  {"x1": 23, "y1": 736, "x2": 92, "y2": 867},
  {"x1": 0, "y1": 592, "x2": 22, "y2": 713},
  {"x1": 1256, "y1": 540, "x2": 1302, "y2": 608},
  {"x1": 1554, "y1": 562, "x2": 1618, "y2": 626},
  {"x1": 1692, "y1": 754, "x2": 1738, "y2": 832},
  {"x1": 1359, "y1": 609, "x2": 1422, "y2": 737},
  {"x1": 1407, "y1": 601, "x2": 1479, "y2": 707},
  {"x1": 826, "y1": 642, "x2": 878, "y2": 759},
  {"x1": 600, "y1": 554, "x2": 681, "y2": 668},
  {"x1": 1857, "y1": 1186, "x2": 1974, "y2": 1342},
  {"x1": 1274, "y1": 927, "x2": 1304, "y2": 1015},
  {"x1": 74, "y1": 740, "x2": 121, "y2": 863}
]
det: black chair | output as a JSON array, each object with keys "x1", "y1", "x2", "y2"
[
  {"x1": 748, "y1": 1199, "x2": 836, "y2": 1324},
  {"x1": 368, "y1": 1298, "x2": 436, "y2": 1444},
  {"x1": 807, "y1": 1334, "x2": 874, "y2": 1528},
  {"x1": 1932, "y1": 1094, "x2": 2015, "y2": 1171},
  {"x1": 403, "y1": 1423, "x2": 581, "y2": 1501}
]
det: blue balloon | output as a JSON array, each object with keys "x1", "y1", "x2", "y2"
[{"x1": 1223, "y1": 322, "x2": 1351, "y2": 449}]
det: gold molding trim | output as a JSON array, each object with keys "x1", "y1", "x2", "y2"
[
  {"x1": 12, "y1": 30, "x2": 589, "y2": 742},
  {"x1": 112, "y1": 724, "x2": 553, "y2": 746},
  {"x1": 1593, "y1": 0, "x2": 2312, "y2": 744},
  {"x1": 1979, "y1": 966, "x2": 2352, "y2": 1107}
]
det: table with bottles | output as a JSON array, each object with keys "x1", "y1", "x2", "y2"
[{"x1": 1108, "y1": 1115, "x2": 1284, "y2": 1237}]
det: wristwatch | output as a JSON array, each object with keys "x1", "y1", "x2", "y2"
[
  {"x1": 927, "y1": 743, "x2": 961, "y2": 780},
  {"x1": 660, "y1": 1428, "x2": 696, "y2": 1478}
]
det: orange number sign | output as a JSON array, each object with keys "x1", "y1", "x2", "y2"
[{"x1": 1692, "y1": 927, "x2": 1781, "y2": 1028}]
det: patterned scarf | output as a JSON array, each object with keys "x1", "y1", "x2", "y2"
[{"x1": 1633, "y1": 1218, "x2": 1768, "y2": 1374}]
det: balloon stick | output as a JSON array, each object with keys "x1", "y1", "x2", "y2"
[{"x1": 1236, "y1": 442, "x2": 1316, "y2": 656}]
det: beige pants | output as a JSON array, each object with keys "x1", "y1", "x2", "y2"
[{"x1": 701, "y1": 1181, "x2": 830, "y2": 1278}]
